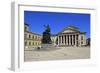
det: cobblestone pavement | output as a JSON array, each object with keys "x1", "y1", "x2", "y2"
[{"x1": 24, "y1": 47, "x2": 90, "y2": 62}]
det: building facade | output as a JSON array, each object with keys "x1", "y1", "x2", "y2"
[
  {"x1": 24, "y1": 24, "x2": 42, "y2": 50},
  {"x1": 24, "y1": 24, "x2": 87, "y2": 50},
  {"x1": 51, "y1": 26, "x2": 87, "y2": 47}
]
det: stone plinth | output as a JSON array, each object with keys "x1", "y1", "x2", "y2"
[
  {"x1": 34, "y1": 44, "x2": 59, "y2": 51},
  {"x1": 41, "y1": 44, "x2": 54, "y2": 50}
]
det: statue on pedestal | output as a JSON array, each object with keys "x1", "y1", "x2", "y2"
[
  {"x1": 36, "y1": 24, "x2": 56, "y2": 50},
  {"x1": 42, "y1": 24, "x2": 52, "y2": 44}
]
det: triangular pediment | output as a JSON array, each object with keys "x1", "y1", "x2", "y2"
[
  {"x1": 62, "y1": 29, "x2": 78, "y2": 33},
  {"x1": 60, "y1": 26, "x2": 80, "y2": 34}
]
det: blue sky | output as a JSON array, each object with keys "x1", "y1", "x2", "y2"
[{"x1": 24, "y1": 11, "x2": 90, "y2": 38}]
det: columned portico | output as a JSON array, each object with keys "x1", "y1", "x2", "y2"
[
  {"x1": 57, "y1": 34, "x2": 80, "y2": 46},
  {"x1": 56, "y1": 26, "x2": 86, "y2": 47}
]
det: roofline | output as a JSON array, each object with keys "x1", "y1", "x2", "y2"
[
  {"x1": 24, "y1": 23, "x2": 29, "y2": 26},
  {"x1": 60, "y1": 27, "x2": 80, "y2": 33},
  {"x1": 57, "y1": 31, "x2": 86, "y2": 35},
  {"x1": 80, "y1": 32, "x2": 86, "y2": 34},
  {"x1": 25, "y1": 31, "x2": 42, "y2": 36}
]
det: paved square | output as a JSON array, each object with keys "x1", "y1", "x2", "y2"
[{"x1": 24, "y1": 47, "x2": 90, "y2": 62}]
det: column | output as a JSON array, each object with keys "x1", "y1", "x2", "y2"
[
  {"x1": 63, "y1": 35, "x2": 65, "y2": 45},
  {"x1": 75, "y1": 34, "x2": 77, "y2": 46},
  {"x1": 72, "y1": 35, "x2": 74, "y2": 46},
  {"x1": 58, "y1": 36, "x2": 59, "y2": 45},
  {"x1": 77, "y1": 34, "x2": 78, "y2": 46},
  {"x1": 69, "y1": 35, "x2": 71, "y2": 46},
  {"x1": 68, "y1": 35, "x2": 69, "y2": 46},
  {"x1": 73, "y1": 35, "x2": 74, "y2": 45},
  {"x1": 61, "y1": 35, "x2": 62, "y2": 45},
  {"x1": 67, "y1": 35, "x2": 68, "y2": 46},
  {"x1": 66, "y1": 35, "x2": 68, "y2": 45}
]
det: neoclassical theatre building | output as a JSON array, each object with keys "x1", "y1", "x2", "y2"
[
  {"x1": 24, "y1": 24, "x2": 87, "y2": 50},
  {"x1": 52, "y1": 26, "x2": 86, "y2": 47}
]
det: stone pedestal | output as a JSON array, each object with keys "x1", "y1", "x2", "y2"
[{"x1": 41, "y1": 44, "x2": 54, "y2": 50}]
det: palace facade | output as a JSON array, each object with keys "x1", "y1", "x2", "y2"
[
  {"x1": 24, "y1": 24, "x2": 87, "y2": 50},
  {"x1": 24, "y1": 24, "x2": 42, "y2": 50}
]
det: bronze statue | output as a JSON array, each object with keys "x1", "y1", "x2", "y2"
[{"x1": 42, "y1": 24, "x2": 52, "y2": 44}]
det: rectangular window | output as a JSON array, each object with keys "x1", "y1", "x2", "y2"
[
  {"x1": 33, "y1": 42, "x2": 34, "y2": 45},
  {"x1": 35, "y1": 36, "x2": 37, "y2": 40},
  {"x1": 24, "y1": 34, "x2": 27, "y2": 39},
  {"x1": 29, "y1": 34, "x2": 31, "y2": 39},
  {"x1": 81, "y1": 36, "x2": 83, "y2": 40},
  {"x1": 29, "y1": 42, "x2": 31, "y2": 45},
  {"x1": 25, "y1": 42, "x2": 27, "y2": 46},
  {"x1": 33, "y1": 36, "x2": 34, "y2": 39},
  {"x1": 36, "y1": 42, "x2": 37, "y2": 45},
  {"x1": 81, "y1": 41, "x2": 83, "y2": 44},
  {"x1": 24, "y1": 26, "x2": 27, "y2": 31}
]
